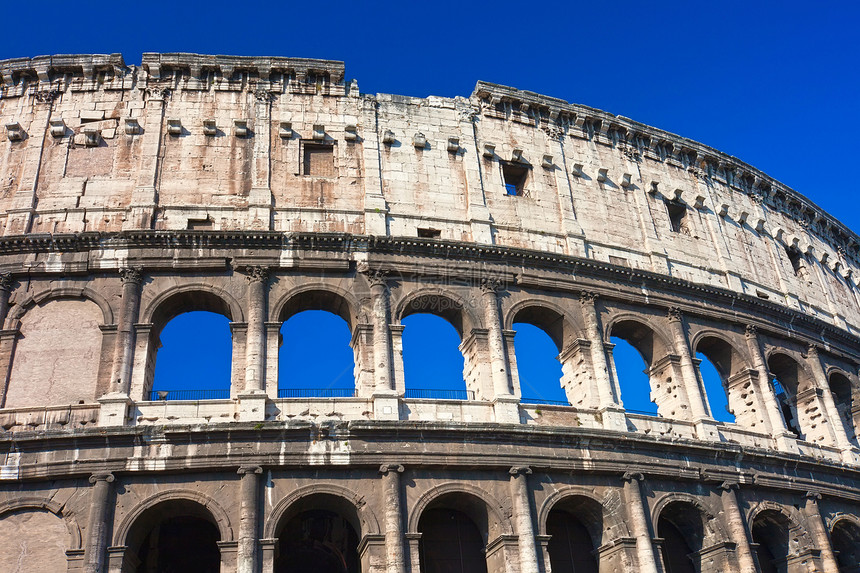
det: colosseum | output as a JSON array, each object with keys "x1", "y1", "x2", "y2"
[{"x1": 0, "y1": 52, "x2": 858, "y2": 573}]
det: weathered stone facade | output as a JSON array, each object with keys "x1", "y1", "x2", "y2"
[{"x1": 0, "y1": 53, "x2": 859, "y2": 572}]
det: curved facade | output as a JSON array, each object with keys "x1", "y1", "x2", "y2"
[{"x1": 0, "y1": 53, "x2": 859, "y2": 573}]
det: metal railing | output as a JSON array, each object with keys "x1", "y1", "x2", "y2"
[
  {"x1": 625, "y1": 408, "x2": 661, "y2": 417},
  {"x1": 520, "y1": 397, "x2": 570, "y2": 406},
  {"x1": 148, "y1": 389, "x2": 231, "y2": 401},
  {"x1": 277, "y1": 388, "x2": 357, "y2": 399},
  {"x1": 404, "y1": 389, "x2": 475, "y2": 401}
]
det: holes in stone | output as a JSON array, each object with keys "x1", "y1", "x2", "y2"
[
  {"x1": 303, "y1": 143, "x2": 335, "y2": 177},
  {"x1": 417, "y1": 228, "x2": 441, "y2": 239},
  {"x1": 502, "y1": 162, "x2": 528, "y2": 196},
  {"x1": 665, "y1": 200, "x2": 689, "y2": 234}
]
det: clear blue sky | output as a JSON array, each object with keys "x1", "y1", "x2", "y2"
[{"x1": 11, "y1": 1, "x2": 852, "y2": 414}]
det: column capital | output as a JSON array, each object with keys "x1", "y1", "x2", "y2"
[
  {"x1": 237, "y1": 465, "x2": 263, "y2": 475},
  {"x1": 379, "y1": 463, "x2": 404, "y2": 475},
  {"x1": 719, "y1": 481, "x2": 740, "y2": 492},
  {"x1": 89, "y1": 472, "x2": 115, "y2": 484},
  {"x1": 362, "y1": 268, "x2": 389, "y2": 288},
  {"x1": 745, "y1": 324, "x2": 758, "y2": 338},
  {"x1": 806, "y1": 344, "x2": 822, "y2": 358},
  {"x1": 579, "y1": 291, "x2": 599, "y2": 305},
  {"x1": 119, "y1": 266, "x2": 143, "y2": 285},
  {"x1": 0, "y1": 273, "x2": 13, "y2": 291},
  {"x1": 667, "y1": 307, "x2": 683, "y2": 323},
  {"x1": 805, "y1": 490, "x2": 822, "y2": 503},
  {"x1": 621, "y1": 471, "x2": 645, "y2": 483},
  {"x1": 244, "y1": 265, "x2": 270, "y2": 283},
  {"x1": 509, "y1": 466, "x2": 533, "y2": 476},
  {"x1": 480, "y1": 277, "x2": 503, "y2": 294}
]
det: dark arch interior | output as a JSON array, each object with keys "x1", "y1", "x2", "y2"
[
  {"x1": 511, "y1": 305, "x2": 567, "y2": 352},
  {"x1": 767, "y1": 354, "x2": 803, "y2": 437},
  {"x1": 127, "y1": 500, "x2": 221, "y2": 573},
  {"x1": 150, "y1": 291, "x2": 234, "y2": 339},
  {"x1": 751, "y1": 510, "x2": 792, "y2": 573},
  {"x1": 419, "y1": 508, "x2": 487, "y2": 573},
  {"x1": 275, "y1": 509, "x2": 359, "y2": 573},
  {"x1": 401, "y1": 294, "x2": 467, "y2": 337},
  {"x1": 657, "y1": 502, "x2": 706, "y2": 573},
  {"x1": 695, "y1": 336, "x2": 737, "y2": 381},
  {"x1": 829, "y1": 372, "x2": 857, "y2": 443},
  {"x1": 545, "y1": 498, "x2": 601, "y2": 573},
  {"x1": 831, "y1": 519, "x2": 860, "y2": 573},
  {"x1": 610, "y1": 320, "x2": 661, "y2": 365},
  {"x1": 278, "y1": 289, "x2": 354, "y2": 331}
]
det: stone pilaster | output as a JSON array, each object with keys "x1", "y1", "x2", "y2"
[
  {"x1": 667, "y1": 308, "x2": 709, "y2": 420},
  {"x1": 237, "y1": 465, "x2": 263, "y2": 573},
  {"x1": 745, "y1": 325, "x2": 797, "y2": 452},
  {"x1": 84, "y1": 472, "x2": 115, "y2": 573},
  {"x1": 0, "y1": 273, "x2": 14, "y2": 328},
  {"x1": 110, "y1": 267, "x2": 143, "y2": 395},
  {"x1": 803, "y1": 491, "x2": 839, "y2": 572},
  {"x1": 806, "y1": 345, "x2": 856, "y2": 458},
  {"x1": 243, "y1": 266, "x2": 270, "y2": 393},
  {"x1": 379, "y1": 464, "x2": 406, "y2": 573},
  {"x1": 366, "y1": 270, "x2": 393, "y2": 393},
  {"x1": 482, "y1": 279, "x2": 518, "y2": 423},
  {"x1": 718, "y1": 482, "x2": 757, "y2": 573},
  {"x1": 509, "y1": 466, "x2": 539, "y2": 573},
  {"x1": 621, "y1": 472, "x2": 661, "y2": 573}
]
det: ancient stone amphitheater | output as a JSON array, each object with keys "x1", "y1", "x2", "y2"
[{"x1": 0, "y1": 53, "x2": 858, "y2": 573}]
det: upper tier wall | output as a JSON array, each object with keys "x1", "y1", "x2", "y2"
[{"x1": 0, "y1": 53, "x2": 858, "y2": 335}]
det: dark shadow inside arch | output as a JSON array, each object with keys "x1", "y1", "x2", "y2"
[
  {"x1": 830, "y1": 372, "x2": 858, "y2": 446},
  {"x1": 767, "y1": 354, "x2": 803, "y2": 438},
  {"x1": 513, "y1": 322, "x2": 567, "y2": 405},
  {"x1": 402, "y1": 313, "x2": 468, "y2": 400},
  {"x1": 418, "y1": 492, "x2": 489, "y2": 573},
  {"x1": 151, "y1": 311, "x2": 232, "y2": 400},
  {"x1": 751, "y1": 510, "x2": 792, "y2": 573},
  {"x1": 279, "y1": 310, "x2": 356, "y2": 398},
  {"x1": 277, "y1": 289, "x2": 354, "y2": 331},
  {"x1": 831, "y1": 519, "x2": 860, "y2": 573},
  {"x1": 274, "y1": 493, "x2": 361, "y2": 573},
  {"x1": 126, "y1": 500, "x2": 221, "y2": 573},
  {"x1": 545, "y1": 496, "x2": 601, "y2": 573},
  {"x1": 657, "y1": 502, "x2": 706, "y2": 573}
]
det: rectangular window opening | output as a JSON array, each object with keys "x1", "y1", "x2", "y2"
[
  {"x1": 417, "y1": 228, "x2": 441, "y2": 239},
  {"x1": 502, "y1": 162, "x2": 528, "y2": 196},
  {"x1": 665, "y1": 200, "x2": 689, "y2": 234},
  {"x1": 187, "y1": 218, "x2": 213, "y2": 230},
  {"x1": 302, "y1": 142, "x2": 335, "y2": 177}
]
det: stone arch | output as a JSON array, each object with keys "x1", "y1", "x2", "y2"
[
  {"x1": 113, "y1": 489, "x2": 234, "y2": 547},
  {"x1": 689, "y1": 329, "x2": 752, "y2": 376},
  {"x1": 766, "y1": 350, "x2": 821, "y2": 441},
  {"x1": 393, "y1": 286, "x2": 481, "y2": 337},
  {"x1": 651, "y1": 492, "x2": 729, "y2": 547},
  {"x1": 828, "y1": 512, "x2": 860, "y2": 572},
  {"x1": 263, "y1": 483, "x2": 381, "y2": 540},
  {"x1": 691, "y1": 330, "x2": 754, "y2": 425},
  {"x1": 0, "y1": 496, "x2": 82, "y2": 550},
  {"x1": 272, "y1": 282, "x2": 360, "y2": 331},
  {"x1": 603, "y1": 312, "x2": 674, "y2": 362},
  {"x1": 537, "y1": 487, "x2": 611, "y2": 545},
  {"x1": 140, "y1": 282, "x2": 244, "y2": 328},
  {"x1": 407, "y1": 482, "x2": 511, "y2": 538},
  {"x1": 748, "y1": 501, "x2": 813, "y2": 571},
  {"x1": 504, "y1": 298, "x2": 582, "y2": 352},
  {"x1": 9, "y1": 286, "x2": 114, "y2": 325}
]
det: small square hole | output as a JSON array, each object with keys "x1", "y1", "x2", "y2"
[
  {"x1": 418, "y1": 228, "x2": 441, "y2": 239},
  {"x1": 303, "y1": 143, "x2": 335, "y2": 177},
  {"x1": 502, "y1": 163, "x2": 528, "y2": 196}
]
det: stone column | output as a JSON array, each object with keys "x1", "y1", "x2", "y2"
[
  {"x1": 0, "y1": 273, "x2": 13, "y2": 328},
  {"x1": 579, "y1": 292, "x2": 616, "y2": 407},
  {"x1": 237, "y1": 465, "x2": 263, "y2": 573},
  {"x1": 110, "y1": 268, "x2": 143, "y2": 395},
  {"x1": 405, "y1": 533, "x2": 421, "y2": 573},
  {"x1": 667, "y1": 308, "x2": 709, "y2": 419},
  {"x1": 482, "y1": 279, "x2": 518, "y2": 423},
  {"x1": 806, "y1": 345, "x2": 855, "y2": 453},
  {"x1": 718, "y1": 482, "x2": 756, "y2": 573},
  {"x1": 366, "y1": 270, "x2": 393, "y2": 392},
  {"x1": 803, "y1": 491, "x2": 839, "y2": 572},
  {"x1": 244, "y1": 266, "x2": 270, "y2": 393},
  {"x1": 621, "y1": 472, "x2": 661, "y2": 573},
  {"x1": 745, "y1": 326, "x2": 793, "y2": 445},
  {"x1": 509, "y1": 466, "x2": 539, "y2": 573},
  {"x1": 84, "y1": 472, "x2": 115, "y2": 573},
  {"x1": 0, "y1": 274, "x2": 16, "y2": 408},
  {"x1": 379, "y1": 464, "x2": 406, "y2": 573}
]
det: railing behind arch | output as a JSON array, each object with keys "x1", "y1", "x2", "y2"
[
  {"x1": 404, "y1": 389, "x2": 475, "y2": 401},
  {"x1": 148, "y1": 389, "x2": 231, "y2": 401},
  {"x1": 277, "y1": 388, "x2": 358, "y2": 399}
]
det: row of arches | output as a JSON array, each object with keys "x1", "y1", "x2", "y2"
[{"x1": 4, "y1": 485, "x2": 860, "y2": 572}]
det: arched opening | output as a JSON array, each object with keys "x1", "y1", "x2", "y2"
[
  {"x1": 7, "y1": 298, "x2": 104, "y2": 408},
  {"x1": 418, "y1": 493, "x2": 490, "y2": 573},
  {"x1": 402, "y1": 313, "x2": 469, "y2": 400},
  {"x1": 767, "y1": 354, "x2": 805, "y2": 439},
  {"x1": 751, "y1": 510, "x2": 793, "y2": 573},
  {"x1": 149, "y1": 291, "x2": 234, "y2": 401},
  {"x1": 513, "y1": 323, "x2": 567, "y2": 405},
  {"x1": 694, "y1": 336, "x2": 739, "y2": 424},
  {"x1": 829, "y1": 372, "x2": 857, "y2": 445},
  {"x1": 545, "y1": 496, "x2": 601, "y2": 573},
  {"x1": 279, "y1": 310, "x2": 356, "y2": 398},
  {"x1": 273, "y1": 494, "x2": 361, "y2": 573},
  {"x1": 657, "y1": 502, "x2": 707, "y2": 573},
  {"x1": 831, "y1": 519, "x2": 860, "y2": 573},
  {"x1": 610, "y1": 320, "x2": 661, "y2": 415},
  {"x1": 0, "y1": 508, "x2": 69, "y2": 571},
  {"x1": 125, "y1": 500, "x2": 221, "y2": 573}
]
